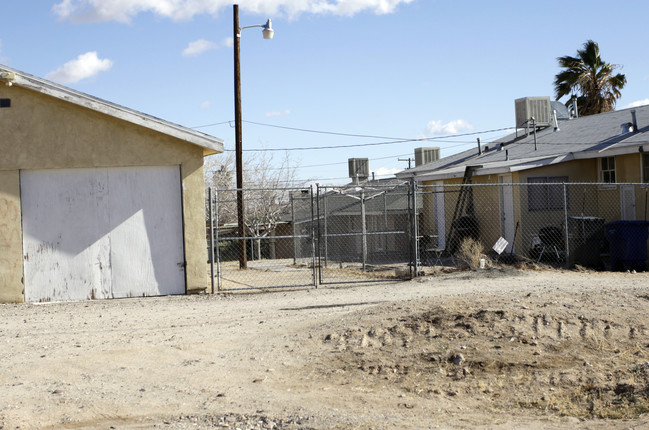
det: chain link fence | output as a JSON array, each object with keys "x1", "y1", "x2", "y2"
[
  {"x1": 417, "y1": 182, "x2": 649, "y2": 271},
  {"x1": 316, "y1": 183, "x2": 416, "y2": 284},
  {"x1": 207, "y1": 187, "x2": 317, "y2": 291},
  {"x1": 207, "y1": 182, "x2": 649, "y2": 291}
]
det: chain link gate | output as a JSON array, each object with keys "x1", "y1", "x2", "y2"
[
  {"x1": 207, "y1": 182, "x2": 418, "y2": 291},
  {"x1": 315, "y1": 182, "x2": 417, "y2": 285},
  {"x1": 208, "y1": 187, "x2": 318, "y2": 291}
]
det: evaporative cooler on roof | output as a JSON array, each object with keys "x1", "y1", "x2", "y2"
[
  {"x1": 414, "y1": 147, "x2": 441, "y2": 167},
  {"x1": 348, "y1": 158, "x2": 369, "y2": 182},
  {"x1": 515, "y1": 97, "x2": 552, "y2": 129}
]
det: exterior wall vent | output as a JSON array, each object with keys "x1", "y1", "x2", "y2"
[
  {"x1": 515, "y1": 97, "x2": 552, "y2": 129},
  {"x1": 348, "y1": 158, "x2": 369, "y2": 183},
  {"x1": 414, "y1": 147, "x2": 441, "y2": 167}
]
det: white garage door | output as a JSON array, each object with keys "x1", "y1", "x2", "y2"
[{"x1": 21, "y1": 166, "x2": 185, "y2": 302}]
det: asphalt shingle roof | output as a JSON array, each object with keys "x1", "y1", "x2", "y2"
[{"x1": 397, "y1": 104, "x2": 649, "y2": 181}]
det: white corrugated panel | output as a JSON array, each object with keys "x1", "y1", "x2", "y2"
[{"x1": 21, "y1": 166, "x2": 185, "y2": 302}]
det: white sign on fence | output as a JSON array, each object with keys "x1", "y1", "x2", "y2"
[{"x1": 492, "y1": 237, "x2": 509, "y2": 255}]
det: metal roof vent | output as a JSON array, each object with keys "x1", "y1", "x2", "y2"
[
  {"x1": 515, "y1": 97, "x2": 552, "y2": 130},
  {"x1": 550, "y1": 101, "x2": 570, "y2": 120},
  {"x1": 620, "y1": 122, "x2": 634, "y2": 134},
  {"x1": 414, "y1": 147, "x2": 441, "y2": 166},
  {"x1": 348, "y1": 158, "x2": 369, "y2": 184}
]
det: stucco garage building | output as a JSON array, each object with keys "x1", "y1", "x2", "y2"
[{"x1": 0, "y1": 65, "x2": 223, "y2": 303}]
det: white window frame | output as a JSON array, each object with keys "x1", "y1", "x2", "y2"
[
  {"x1": 599, "y1": 156, "x2": 616, "y2": 183},
  {"x1": 527, "y1": 176, "x2": 568, "y2": 212}
]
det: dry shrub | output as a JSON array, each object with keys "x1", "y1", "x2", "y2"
[{"x1": 457, "y1": 237, "x2": 484, "y2": 269}]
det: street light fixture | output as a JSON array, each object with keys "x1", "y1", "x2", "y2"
[{"x1": 233, "y1": 4, "x2": 273, "y2": 269}]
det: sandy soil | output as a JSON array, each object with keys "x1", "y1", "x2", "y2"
[{"x1": 1, "y1": 267, "x2": 648, "y2": 429}]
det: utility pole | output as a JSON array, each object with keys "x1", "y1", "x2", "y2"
[
  {"x1": 232, "y1": 4, "x2": 274, "y2": 269},
  {"x1": 398, "y1": 157, "x2": 413, "y2": 169},
  {"x1": 233, "y1": 4, "x2": 247, "y2": 269}
]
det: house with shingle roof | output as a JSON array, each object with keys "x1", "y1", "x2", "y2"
[{"x1": 396, "y1": 98, "x2": 649, "y2": 264}]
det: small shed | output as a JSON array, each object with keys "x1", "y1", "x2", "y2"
[{"x1": 0, "y1": 65, "x2": 223, "y2": 303}]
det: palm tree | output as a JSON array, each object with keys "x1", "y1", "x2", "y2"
[{"x1": 554, "y1": 40, "x2": 626, "y2": 116}]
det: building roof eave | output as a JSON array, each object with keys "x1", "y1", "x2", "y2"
[{"x1": 1, "y1": 65, "x2": 225, "y2": 155}]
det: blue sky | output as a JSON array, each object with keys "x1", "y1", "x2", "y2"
[{"x1": 2, "y1": 0, "x2": 648, "y2": 185}]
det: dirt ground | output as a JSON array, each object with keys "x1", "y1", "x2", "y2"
[{"x1": 1, "y1": 267, "x2": 649, "y2": 429}]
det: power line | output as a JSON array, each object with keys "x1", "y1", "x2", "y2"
[
  {"x1": 220, "y1": 134, "x2": 645, "y2": 152},
  {"x1": 193, "y1": 119, "x2": 514, "y2": 149},
  {"x1": 205, "y1": 152, "x2": 414, "y2": 172},
  {"x1": 192, "y1": 120, "x2": 231, "y2": 129},
  {"x1": 192, "y1": 119, "x2": 411, "y2": 139},
  {"x1": 242, "y1": 120, "x2": 412, "y2": 140},
  {"x1": 295, "y1": 152, "x2": 413, "y2": 169},
  {"x1": 221, "y1": 138, "x2": 481, "y2": 152},
  {"x1": 219, "y1": 127, "x2": 513, "y2": 152}
]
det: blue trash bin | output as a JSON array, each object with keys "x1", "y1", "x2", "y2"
[{"x1": 604, "y1": 220, "x2": 649, "y2": 271}]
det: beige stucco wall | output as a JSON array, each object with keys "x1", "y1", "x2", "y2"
[
  {"x1": 0, "y1": 171, "x2": 23, "y2": 302},
  {"x1": 0, "y1": 84, "x2": 211, "y2": 302},
  {"x1": 420, "y1": 175, "x2": 504, "y2": 252},
  {"x1": 616, "y1": 153, "x2": 642, "y2": 183},
  {"x1": 419, "y1": 155, "x2": 647, "y2": 259},
  {"x1": 516, "y1": 159, "x2": 596, "y2": 252},
  {"x1": 518, "y1": 158, "x2": 597, "y2": 183}
]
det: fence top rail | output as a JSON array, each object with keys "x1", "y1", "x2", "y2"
[
  {"x1": 218, "y1": 234, "x2": 311, "y2": 241},
  {"x1": 417, "y1": 182, "x2": 649, "y2": 188},
  {"x1": 318, "y1": 182, "x2": 410, "y2": 192},
  {"x1": 319, "y1": 191, "x2": 412, "y2": 198},
  {"x1": 211, "y1": 182, "x2": 649, "y2": 193},
  {"x1": 211, "y1": 186, "x2": 314, "y2": 193}
]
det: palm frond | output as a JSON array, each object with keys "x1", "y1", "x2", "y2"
[{"x1": 553, "y1": 40, "x2": 625, "y2": 116}]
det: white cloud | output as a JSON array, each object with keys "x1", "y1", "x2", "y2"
[
  {"x1": 182, "y1": 39, "x2": 218, "y2": 57},
  {"x1": 424, "y1": 119, "x2": 474, "y2": 137},
  {"x1": 199, "y1": 101, "x2": 213, "y2": 109},
  {"x1": 46, "y1": 52, "x2": 113, "y2": 84},
  {"x1": 223, "y1": 37, "x2": 234, "y2": 49},
  {"x1": 266, "y1": 109, "x2": 291, "y2": 117},
  {"x1": 374, "y1": 167, "x2": 400, "y2": 177},
  {"x1": 625, "y1": 99, "x2": 649, "y2": 109},
  {"x1": 52, "y1": 0, "x2": 415, "y2": 22}
]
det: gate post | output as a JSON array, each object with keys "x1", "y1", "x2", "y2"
[
  {"x1": 291, "y1": 193, "x2": 297, "y2": 265},
  {"x1": 323, "y1": 189, "x2": 328, "y2": 268},
  {"x1": 361, "y1": 190, "x2": 367, "y2": 271},
  {"x1": 208, "y1": 187, "x2": 215, "y2": 294},
  {"x1": 214, "y1": 189, "x2": 222, "y2": 291},
  {"x1": 411, "y1": 180, "x2": 419, "y2": 278},
  {"x1": 563, "y1": 183, "x2": 570, "y2": 269},
  {"x1": 311, "y1": 185, "x2": 318, "y2": 287}
]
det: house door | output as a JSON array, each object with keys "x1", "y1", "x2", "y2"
[
  {"x1": 499, "y1": 174, "x2": 515, "y2": 252},
  {"x1": 21, "y1": 166, "x2": 185, "y2": 302},
  {"x1": 621, "y1": 185, "x2": 636, "y2": 220}
]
